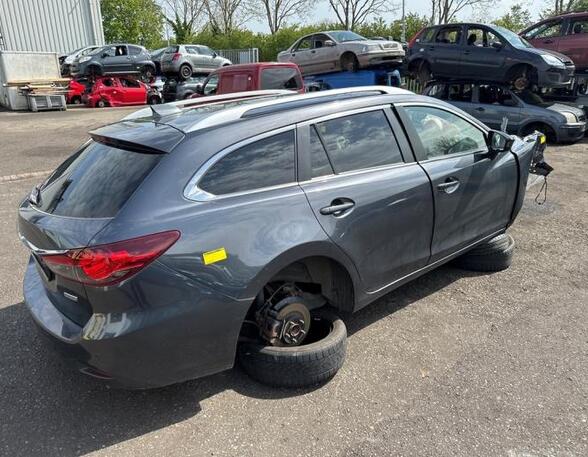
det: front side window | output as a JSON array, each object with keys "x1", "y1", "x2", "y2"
[
  {"x1": 435, "y1": 27, "x2": 462, "y2": 45},
  {"x1": 129, "y1": 46, "x2": 142, "y2": 56},
  {"x1": 198, "y1": 46, "x2": 214, "y2": 56},
  {"x1": 261, "y1": 68, "x2": 302, "y2": 90},
  {"x1": 198, "y1": 130, "x2": 296, "y2": 196},
  {"x1": 313, "y1": 110, "x2": 403, "y2": 173},
  {"x1": 526, "y1": 20, "x2": 563, "y2": 39},
  {"x1": 404, "y1": 106, "x2": 487, "y2": 160},
  {"x1": 203, "y1": 74, "x2": 219, "y2": 95},
  {"x1": 296, "y1": 37, "x2": 312, "y2": 51}
]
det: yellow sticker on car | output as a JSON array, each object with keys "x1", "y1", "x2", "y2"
[
  {"x1": 203, "y1": 248, "x2": 227, "y2": 265},
  {"x1": 540, "y1": 135, "x2": 546, "y2": 144}
]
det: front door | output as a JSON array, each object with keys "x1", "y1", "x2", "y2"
[
  {"x1": 118, "y1": 77, "x2": 146, "y2": 104},
  {"x1": 475, "y1": 84, "x2": 523, "y2": 133},
  {"x1": 298, "y1": 107, "x2": 434, "y2": 292},
  {"x1": 524, "y1": 19, "x2": 564, "y2": 53},
  {"x1": 101, "y1": 45, "x2": 131, "y2": 72},
  {"x1": 460, "y1": 26, "x2": 509, "y2": 80},
  {"x1": 289, "y1": 36, "x2": 314, "y2": 75},
  {"x1": 557, "y1": 16, "x2": 588, "y2": 69},
  {"x1": 398, "y1": 104, "x2": 518, "y2": 262}
]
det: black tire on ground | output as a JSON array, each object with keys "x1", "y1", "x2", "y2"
[
  {"x1": 179, "y1": 64, "x2": 192, "y2": 80},
  {"x1": 453, "y1": 233, "x2": 515, "y2": 272},
  {"x1": 340, "y1": 53, "x2": 359, "y2": 72},
  {"x1": 520, "y1": 123, "x2": 556, "y2": 143},
  {"x1": 71, "y1": 96, "x2": 82, "y2": 105},
  {"x1": 238, "y1": 309, "x2": 347, "y2": 388}
]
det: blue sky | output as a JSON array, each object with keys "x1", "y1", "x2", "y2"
[{"x1": 248, "y1": 0, "x2": 545, "y2": 33}]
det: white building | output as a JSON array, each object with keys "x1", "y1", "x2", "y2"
[{"x1": 0, "y1": 0, "x2": 105, "y2": 54}]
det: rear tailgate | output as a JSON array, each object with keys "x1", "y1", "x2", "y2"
[{"x1": 19, "y1": 129, "x2": 181, "y2": 325}]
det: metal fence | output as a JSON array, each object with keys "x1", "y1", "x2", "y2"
[
  {"x1": 216, "y1": 48, "x2": 259, "y2": 65},
  {"x1": 402, "y1": 77, "x2": 422, "y2": 94}
]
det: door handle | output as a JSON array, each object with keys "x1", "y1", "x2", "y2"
[
  {"x1": 543, "y1": 39, "x2": 554, "y2": 44},
  {"x1": 437, "y1": 178, "x2": 460, "y2": 194},
  {"x1": 464, "y1": 50, "x2": 471, "y2": 55},
  {"x1": 320, "y1": 199, "x2": 355, "y2": 216},
  {"x1": 475, "y1": 107, "x2": 485, "y2": 112},
  {"x1": 311, "y1": 50, "x2": 316, "y2": 54}
]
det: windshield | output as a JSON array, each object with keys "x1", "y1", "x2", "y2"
[
  {"x1": 89, "y1": 46, "x2": 106, "y2": 55},
  {"x1": 493, "y1": 25, "x2": 533, "y2": 48},
  {"x1": 329, "y1": 31, "x2": 367, "y2": 42}
]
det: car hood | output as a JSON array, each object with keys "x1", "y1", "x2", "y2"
[
  {"x1": 524, "y1": 47, "x2": 574, "y2": 64},
  {"x1": 546, "y1": 103, "x2": 585, "y2": 117}
]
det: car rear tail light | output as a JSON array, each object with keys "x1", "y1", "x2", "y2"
[
  {"x1": 172, "y1": 53, "x2": 181, "y2": 62},
  {"x1": 41, "y1": 231, "x2": 180, "y2": 286}
]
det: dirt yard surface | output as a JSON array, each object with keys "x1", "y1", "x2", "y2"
[{"x1": 0, "y1": 108, "x2": 586, "y2": 457}]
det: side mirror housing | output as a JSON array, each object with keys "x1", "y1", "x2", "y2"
[
  {"x1": 491, "y1": 42, "x2": 504, "y2": 50},
  {"x1": 324, "y1": 40, "x2": 336, "y2": 47},
  {"x1": 195, "y1": 83, "x2": 204, "y2": 95},
  {"x1": 488, "y1": 130, "x2": 514, "y2": 153}
]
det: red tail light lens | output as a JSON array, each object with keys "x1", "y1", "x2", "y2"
[
  {"x1": 41, "y1": 231, "x2": 180, "y2": 286},
  {"x1": 408, "y1": 28, "x2": 425, "y2": 48},
  {"x1": 172, "y1": 52, "x2": 181, "y2": 62}
]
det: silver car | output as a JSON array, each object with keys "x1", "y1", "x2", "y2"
[
  {"x1": 278, "y1": 30, "x2": 405, "y2": 75},
  {"x1": 160, "y1": 45, "x2": 231, "y2": 79}
]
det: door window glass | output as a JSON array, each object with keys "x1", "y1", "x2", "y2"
[
  {"x1": 312, "y1": 34, "x2": 330, "y2": 49},
  {"x1": 478, "y1": 85, "x2": 517, "y2": 106},
  {"x1": 198, "y1": 46, "x2": 215, "y2": 56},
  {"x1": 466, "y1": 28, "x2": 484, "y2": 46},
  {"x1": 203, "y1": 75, "x2": 219, "y2": 95},
  {"x1": 224, "y1": 74, "x2": 251, "y2": 92},
  {"x1": 199, "y1": 131, "x2": 296, "y2": 195},
  {"x1": 526, "y1": 21, "x2": 562, "y2": 39},
  {"x1": 435, "y1": 27, "x2": 462, "y2": 44},
  {"x1": 314, "y1": 110, "x2": 403, "y2": 173},
  {"x1": 569, "y1": 19, "x2": 588, "y2": 35},
  {"x1": 448, "y1": 84, "x2": 473, "y2": 102},
  {"x1": 404, "y1": 106, "x2": 487, "y2": 160},
  {"x1": 114, "y1": 45, "x2": 128, "y2": 56},
  {"x1": 119, "y1": 78, "x2": 141, "y2": 88},
  {"x1": 486, "y1": 31, "x2": 504, "y2": 48},
  {"x1": 309, "y1": 127, "x2": 334, "y2": 178},
  {"x1": 296, "y1": 37, "x2": 312, "y2": 51},
  {"x1": 261, "y1": 68, "x2": 302, "y2": 90},
  {"x1": 427, "y1": 83, "x2": 447, "y2": 99},
  {"x1": 186, "y1": 46, "x2": 200, "y2": 55},
  {"x1": 419, "y1": 28, "x2": 436, "y2": 43},
  {"x1": 129, "y1": 46, "x2": 142, "y2": 55}
]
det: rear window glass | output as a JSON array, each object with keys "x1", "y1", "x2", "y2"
[
  {"x1": 165, "y1": 46, "x2": 179, "y2": 53},
  {"x1": 199, "y1": 130, "x2": 295, "y2": 195},
  {"x1": 314, "y1": 110, "x2": 403, "y2": 173},
  {"x1": 261, "y1": 68, "x2": 302, "y2": 90},
  {"x1": 37, "y1": 141, "x2": 161, "y2": 218}
]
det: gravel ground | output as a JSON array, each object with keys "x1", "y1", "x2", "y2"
[{"x1": 0, "y1": 108, "x2": 586, "y2": 457}]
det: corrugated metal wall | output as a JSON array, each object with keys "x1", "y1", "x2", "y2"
[{"x1": 0, "y1": 0, "x2": 105, "y2": 54}]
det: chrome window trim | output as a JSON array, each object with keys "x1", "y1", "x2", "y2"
[
  {"x1": 301, "y1": 160, "x2": 417, "y2": 186},
  {"x1": 183, "y1": 125, "x2": 298, "y2": 202}
]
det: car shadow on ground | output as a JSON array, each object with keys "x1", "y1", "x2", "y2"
[{"x1": 0, "y1": 265, "x2": 486, "y2": 457}]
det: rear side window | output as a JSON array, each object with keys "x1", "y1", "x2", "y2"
[
  {"x1": 223, "y1": 73, "x2": 252, "y2": 92},
  {"x1": 435, "y1": 27, "x2": 462, "y2": 45},
  {"x1": 165, "y1": 46, "x2": 179, "y2": 54},
  {"x1": 199, "y1": 130, "x2": 296, "y2": 195},
  {"x1": 448, "y1": 83, "x2": 473, "y2": 102},
  {"x1": 37, "y1": 142, "x2": 162, "y2": 218},
  {"x1": 261, "y1": 68, "x2": 302, "y2": 90},
  {"x1": 313, "y1": 110, "x2": 402, "y2": 173}
]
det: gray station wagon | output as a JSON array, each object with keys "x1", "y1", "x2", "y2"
[
  {"x1": 424, "y1": 80, "x2": 587, "y2": 142},
  {"x1": 18, "y1": 88, "x2": 546, "y2": 389}
]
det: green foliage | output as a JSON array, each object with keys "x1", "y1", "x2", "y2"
[
  {"x1": 542, "y1": 0, "x2": 588, "y2": 17},
  {"x1": 101, "y1": 0, "x2": 164, "y2": 49},
  {"x1": 493, "y1": 4, "x2": 532, "y2": 32},
  {"x1": 190, "y1": 15, "x2": 429, "y2": 61}
]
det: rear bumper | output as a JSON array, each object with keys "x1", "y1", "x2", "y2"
[
  {"x1": 358, "y1": 51, "x2": 405, "y2": 68},
  {"x1": 538, "y1": 65, "x2": 575, "y2": 88},
  {"x1": 23, "y1": 258, "x2": 248, "y2": 389},
  {"x1": 161, "y1": 61, "x2": 181, "y2": 73}
]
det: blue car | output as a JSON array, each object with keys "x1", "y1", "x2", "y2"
[{"x1": 424, "y1": 80, "x2": 587, "y2": 143}]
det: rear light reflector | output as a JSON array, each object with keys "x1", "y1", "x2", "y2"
[
  {"x1": 41, "y1": 231, "x2": 180, "y2": 286},
  {"x1": 408, "y1": 28, "x2": 425, "y2": 48},
  {"x1": 172, "y1": 52, "x2": 181, "y2": 62}
]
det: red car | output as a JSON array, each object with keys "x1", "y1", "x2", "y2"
[
  {"x1": 66, "y1": 77, "x2": 91, "y2": 104},
  {"x1": 521, "y1": 12, "x2": 588, "y2": 75},
  {"x1": 192, "y1": 62, "x2": 305, "y2": 97},
  {"x1": 83, "y1": 76, "x2": 160, "y2": 108}
]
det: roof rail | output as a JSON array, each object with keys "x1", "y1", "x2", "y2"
[{"x1": 122, "y1": 90, "x2": 294, "y2": 121}]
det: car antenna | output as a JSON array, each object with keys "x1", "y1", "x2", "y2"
[{"x1": 150, "y1": 104, "x2": 182, "y2": 120}]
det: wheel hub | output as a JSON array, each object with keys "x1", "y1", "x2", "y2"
[{"x1": 257, "y1": 289, "x2": 311, "y2": 347}]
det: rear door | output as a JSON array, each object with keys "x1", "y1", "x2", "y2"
[
  {"x1": 298, "y1": 107, "x2": 434, "y2": 292},
  {"x1": 288, "y1": 36, "x2": 313, "y2": 74},
  {"x1": 397, "y1": 104, "x2": 518, "y2": 262},
  {"x1": 557, "y1": 16, "x2": 588, "y2": 69},
  {"x1": 430, "y1": 25, "x2": 464, "y2": 77}
]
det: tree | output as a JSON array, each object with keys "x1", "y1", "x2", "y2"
[
  {"x1": 542, "y1": 0, "x2": 588, "y2": 16},
  {"x1": 256, "y1": 0, "x2": 314, "y2": 34},
  {"x1": 159, "y1": 0, "x2": 206, "y2": 43},
  {"x1": 101, "y1": 0, "x2": 164, "y2": 49},
  {"x1": 429, "y1": 0, "x2": 491, "y2": 24},
  {"x1": 493, "y1": 5, "x2": 532, "y2": 32},
  {"x1": 205, "y1": 0, "x2": 253, "y2": 34},
  {"x1": 327, "y1": 0, "x2": 395, "y2": 30}
]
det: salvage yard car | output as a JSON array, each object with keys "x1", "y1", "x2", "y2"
[
  {"x1": 424, "y1": 80, "x2": 587, "y2": 142},
  {"x1": 71, "y1": 44, "x2": 156, "y2": 80},
  {"x1": 278, "y1": 30, "x2": 405, "y2": 75},
  {"x1": 160, "y1": 44, "x2": 231, "y2": 79},
  {"x1": 18, "y1": 87, "x2": 547, "y2": 389},
  {"x1": 82, "y1": 76, "x2": 160, "y2": 107},
  {"x1": 408, "y1": 23, "x2": 575, "y2": 89}
]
